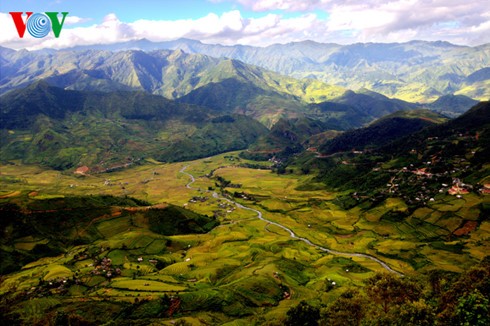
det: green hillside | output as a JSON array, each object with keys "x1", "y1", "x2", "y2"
[
  {"x1": 0, "y1": 82, "x2": 267, "y2": 169},
  {"x1": 318, "y1": 109, "x2": 448, "y2": 155},
  {"x1": 427, "y1": 94, "x2": 479, "y2": 117},
  {"x1": 158, "y1": 115, "x2": 269, "y2": 162},
  {"x1": 0, "y1": 194, "x2": 217, "y2": 275},
  {"x1": 294, "y1": 102, "x2": 490, "y2": 204},
  {"x1": 303, "y1": 94, "x2": 417, "y2": 132},
  {"x1": 243, "y1": 117, "x2": 329, "y2": 160}
]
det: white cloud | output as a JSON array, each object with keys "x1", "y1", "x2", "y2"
[
  {"x1": 0, "y1": 11, "x2": 325, "y2": 50},
  {"x1": 321, "y1": 0, "x2": 490, "y2": 45},
  {"x1": 1, "y1": 1, "x2": 489, "y2": 50},
  {"x1": 230, "y1": 0, "x2": 490, "y2": 45},
  {"x1": 236, "y1": 0, "x2": 323, "y2": 12},
  {"x1": 64, "y1": 16, "x2": 91, "y2": 25}
]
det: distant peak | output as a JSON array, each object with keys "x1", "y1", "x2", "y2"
[
  {"x1": 173, "y1": 38, "x2": 203, "y2": 45},
  {"x1": 407, "y1": 40, "x2": 461, "y2": 47},
  {"x1": 168, "y1": 48, "x2": 187, "y2": 60}
]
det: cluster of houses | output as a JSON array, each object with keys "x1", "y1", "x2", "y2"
[
  {"x1": 91, "y1": 257, "x2": 121, "y2": 279},
  {"x1": 367, "y1": 156, "x2": 487, "y2": 206},
  {"x1": 362, "y1": 129, "x2": 490, "y2": 204},
  {"x1": 233, "y1": 191, "x2": 254, "y2": 201},
  {"x1": 188, "y1": 196, "x2": 208, "y2": 204},
  {"x1": 447, "y1": 180, "x2": 471, "y2": 196},
  {"x1": 212, "y1": 199, "x2": 236, "y2": 217},
  {"x1": 268, "y1": 156, "x2": 282, "y2": 165},
  {"x1": 218, "y1": 201, "x2": 236, "y2": 214},
  {"x1": 24, "y1": 277, "x2": 74, "y2": 298}
]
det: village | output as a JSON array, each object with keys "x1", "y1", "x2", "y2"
[{"x1": 350, "y1": 131, "x2": 489, "y2": 207}]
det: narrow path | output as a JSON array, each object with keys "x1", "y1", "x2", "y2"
[{"x1": 180, "y1": 165, "x2": 403, "y2": 276}]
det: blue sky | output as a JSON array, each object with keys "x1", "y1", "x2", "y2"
[
  {"x1": 0, "y1": 0, "x2": 307, "y2": 23},
  {"x1": 1, "y1": 0, "x2": 489, "y2": 50}
]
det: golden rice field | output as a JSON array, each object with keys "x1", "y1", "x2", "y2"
[{"x1": 1, "y1": 151, "x2": 489, "y2": 324}]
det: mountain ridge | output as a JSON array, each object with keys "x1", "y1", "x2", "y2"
[
  {"x1": 318, "y1": 109, "x2": 448, "y2": 155},
  {"x1": 0, "y1": 82, "x2": 268, "y2": 169},
  {"x1": 2, "y1": 47, "x2": 435, "y2": 128},
  {"x1": 27, "y1": 38, "x2": 490, "y2": 102}
]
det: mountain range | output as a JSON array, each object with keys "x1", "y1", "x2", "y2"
[
  {"x1": 0, "y1": 61, "x2": 483, "y2": 172},
  {"x1": 0, "y1": 46, "x2": 345, "y2": 126},
  {"x1": 62, "y1": 38, "x2": 490, "y2": 102},
  {"x1": 1, "y1": 44, "x2": 481, "y2": 129},
  {"x1": 0, "y1": 40, "x2": 486, "y2": 169}
]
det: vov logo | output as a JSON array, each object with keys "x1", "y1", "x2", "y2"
[{"x1": 10, "y1": 12, "x2": 69, "y2": 38}]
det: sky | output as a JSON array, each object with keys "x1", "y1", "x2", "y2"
[{"x1": 1, "y1": 0, "x2": 489, "y2": 50}]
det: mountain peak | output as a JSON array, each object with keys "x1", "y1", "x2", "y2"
[{"x1": 168, "y1": 48, "x2": 187, "y2": 60}]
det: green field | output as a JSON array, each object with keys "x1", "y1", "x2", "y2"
[{"x1": 1, "y1": 151, "x2": 489, "y2": 324}]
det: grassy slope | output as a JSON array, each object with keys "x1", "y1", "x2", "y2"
[{"x1": 0, "y1": 195, "x2": 217, "y2": 275}]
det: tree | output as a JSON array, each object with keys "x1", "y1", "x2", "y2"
[
  {"x1": 321, "y1": 289, "x2": 366, "y2": 326},
  {"x1": 157, "y1": 294, "x2": 171, "y2": 317},
  {"x1": 438, "y1": 259, "x2": 490, "y2": 323},
  {"x1": 301, "y1": 166, "x2": 310, "y2": 175},
  {"x1": 455, "y1": 289, "x2": 489, "y2": 326},
  {"x1": 365, "y1": 273, "x2": 420, "y2": 314},
  {"x1": 276, "y1": 166, "x2": 286, "y2": 174},
  {"x1": 395, "y1": 299, "x2": 436, "y2": 326},
  {"x1": 285, "y1": 300, "x2": 320, "y2": 326}
]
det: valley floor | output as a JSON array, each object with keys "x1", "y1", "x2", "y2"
[{"x1": 1, "y1": 152, "x2": 489, "y2": 324}]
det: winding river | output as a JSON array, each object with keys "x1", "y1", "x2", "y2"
[{"x1": 180, "y1": 165, "x2": 403, "y2": 276}]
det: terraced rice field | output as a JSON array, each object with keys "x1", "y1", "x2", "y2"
[{"x1": 1, "y1": 151, "x2": 488, "y2": 324}]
